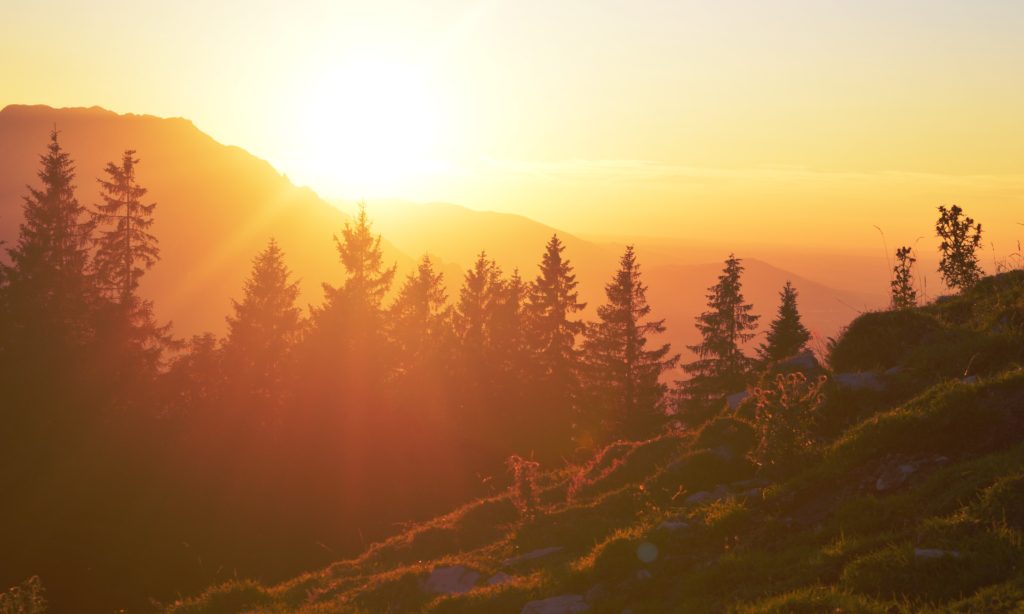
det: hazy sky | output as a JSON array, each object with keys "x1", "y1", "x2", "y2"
[{"x1": 3, "y1": 0, "x2": 1023, "y2": 253}]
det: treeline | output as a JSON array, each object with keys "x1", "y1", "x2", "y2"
[{"x1": 0, "y1": 131, "x2": 984, "y2": 611}]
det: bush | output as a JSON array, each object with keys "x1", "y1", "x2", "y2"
[
  {"x1": 650, "y1": 448, "x2": 755, "y2": 499},
  {"x1": 828, "y1": 310, "x2": 942, "y2": 372},
  {"x1": 695, "y1": 416, "x2": 757, "y2": 458},
  {"x1": 751, "y1": 373, "x2": 826, "y2": 476},
  {"x1": 0, "y1": 577, "x2": 45, "y2": 614}
]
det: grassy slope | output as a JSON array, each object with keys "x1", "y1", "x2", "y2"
[{"x1": 168, "y1": 272, "x2": 1024, "y2": 613}]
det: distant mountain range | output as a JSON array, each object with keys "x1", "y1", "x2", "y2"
[{"x1": 0, "y1": 105, "x2": 884, "y2": 356}]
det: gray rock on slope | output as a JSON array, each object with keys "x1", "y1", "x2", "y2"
[
  {"x1": 521, "y1": 594, "x2": 590, "y2": 614},
  {"x1": 422, "y1": 566, "x2": 482, "y2": 595}
]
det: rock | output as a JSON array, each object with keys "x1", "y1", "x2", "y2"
[
  {"x1": 584, "y1": 584, "x2": 608, "y2": 604},
  {"x1": 875, "y1": 456, "x2": 951, "y2": 492},
  {"x1": 728, "y1": 478, "x2": 769, "y2": 491},
  {"x1": 736, "y1": 487, "x2": 762, "y2": 499},
  {"x1": 423, "y1": 566, "x2": 482, "y2": 594},
  {"x1": 521, "y1": 594, "x2": 590, "y2": 614},
  {"x1": 884, "y1": 365, "x2": 905, "y2": 377},
  {"x1": 711, "y1": 445, "x2": 735, "y2": 461},
  {"x1": 503, "y1": 546, "x2": 564, "y2": 567},
  {"x1": 686, "y1": 484, "x2": 730, "y2": 506},
  {"x1": 487, "y1": 571, "x2": 513, "y2": 586},
  {"x1": 657, "y1": 519, "x2": 690, "y2": 532},
  {"x1": 685, "y1": 490, "x2": 715, "y2": 505},
  {"x1": 961, "y1": 375, "x2": 979, "y2": 385},
  {"x1": 914, "y1": 548, "x2": 961, "y2": 561},
  {"x1": 834, "y1": 372, "x2": 886, "y2": 392},
  {"x1": 725, "y1": 390, "x2": 749, "y2": 410},
  {"x1": 777, "y1": 351, "x2": 821, "y2": 373},
  {"x1": 875, "y1": 462, "x2": 920, "y2": 492}
]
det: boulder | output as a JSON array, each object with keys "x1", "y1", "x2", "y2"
[
  {"x1": 657, "y1": 519, "x2": 690, "y2": 532},
  {"x1": 521, "y1": 594, "x2": 589, "y2": 614},
  {"x1": 875, "y1": 456, "x2": 950, "y2": 492},
  {"x1": 423, "y1": 565, "x2": 482, "y2": 594},
  {"x1": 875, "y1": 462, "x2": 920, "y2": 492},
  {"x1": 685, "y1": 484, "x2": 731, "y2": 506},
  {"x1": 914, "y1": 548, "x2": 961, "y2": 561},
  {"x1": 487, "y1": 571, "x2": 514, "y2": 586},
  {"x1": 725, "y1": 390, "x2": 750, "y2": 410},
  {"x1": 503, "y1": 546, "x2": 564, "y2": 567},
  {"x1": 583, "y1": 584, "x2": 608, "y2": 605},
  {"x1": 777, "y1": 351, "x2": 821, "y2": 373},
  {"x1": 834, "y1": 371, "x2": 886, "y2": 392}
]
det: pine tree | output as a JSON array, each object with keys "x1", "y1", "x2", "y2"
[
  {"x1": 90, "y1": 150, "x2": 172, "y2": 376},
  {"x1": 92, "y1": 150, "x2": 158, "y2": 305},
  {"x1": 582, "y1": 245, "x2": 679, "y2": 439},
  {"x1": 454, "y1": 252, "x2": 503, "y2": 356},
  {"x1": 527, "y1": 234, "x2": 587, "y2": 406},
  {"x1": 223, "y1": 239, "x2": 303, "y2": 404},
  {"x1": 890, "y1": 246, "x2": 918, "y2": 310},
  {"x1": 757, "y1": 281, "x2": 811, "y2": 363},
  {"x1": 936, "y1": 204, "x2": 983, "y2": 292},
  {"x1": 680, "y1": 254, "x2": 759, "y2": 404},
  {"x1": 389, "y1": 254, "x2": 450, "y2": 369},
  {"x1": 325, "y1": 203, "x2": 396, "y2": 315},
  {"x1": 305, "y1": 203, "x2": 396, "y2": 396},
  {"x1": 2, "y1": 129, "x2": 95, "y2": 350},
  {"x1": 491, "y1": 268, "x2": 532, "y2": 384}
]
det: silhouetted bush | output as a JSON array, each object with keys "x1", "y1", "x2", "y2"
[{"x1": 828, "y1": 310, "x2": 942, "y2": 372}]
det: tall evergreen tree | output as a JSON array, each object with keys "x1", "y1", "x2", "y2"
[
  {"x1": 757, "y1": 281, "x2": 811, "y2": 363},
  {"x1": 527, "y1": 234, "x2": 587, "y2": 406},
  {"x1": 680, "y1": 254, "x2": 759, "y2": 404},
  {"x1": 936, "y1": 204, "x2": 983, "y2": 292},
  {"x1": 305, "y1": 203, "x2": 396, "y2": 398},
  {"x1": 92, "y1": 150, "x2": 158, "y2": 305},
  {"x1": 454, "y1": 252, "x2": 503, "y2": 356},
  {"x1": 582, "y1": 245, "x2": 679, "y2": 439},
  {"x1": 389, "y1": 254, "x2": 451, "y2": 372},
  {"x1": 223, "y1": 239, "x2": 303, "y2": 404},
  {"x1": 91, "y1": 150, "x2": 172, "y2": 377},
  {"x1": 890, "y1": 246, "x2": 918, "y2": 310},
  {"x1": 2, "y1": 129, "x2": 95, "y2": 351},
  {"x1": 327, "y1": 203, "x2": 396, "y2": 313}
]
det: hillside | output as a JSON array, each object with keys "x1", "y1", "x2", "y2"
[
  {"x1": 0, "y1": 105, "x2": 413, "y2": 336},
  {"x1": 170, "y1": 272, "x2": 1024, "y2": 613}
]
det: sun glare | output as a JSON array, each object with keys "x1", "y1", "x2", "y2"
[{"x1": 290, "y1": 55, "x2": 450, "y2": 197}]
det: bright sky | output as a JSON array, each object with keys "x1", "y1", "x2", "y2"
[{"x1": 3, "y1": 0, "x2": 1023, "y2": 253}]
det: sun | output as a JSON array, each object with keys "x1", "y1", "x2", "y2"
[{"x1": 290, "y1": 54, "x2": 450, "y2": 197}]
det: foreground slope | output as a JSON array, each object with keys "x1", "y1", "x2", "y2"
[{"x1": 171, "y1": 272, "x2": 1024, "y2": 613}]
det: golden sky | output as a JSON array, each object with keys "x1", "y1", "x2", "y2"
[{"x1": 3, "y1": 0, "x2": 1023, "y2": 253}]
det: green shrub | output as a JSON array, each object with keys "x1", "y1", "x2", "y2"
[
  {"x1": 752, "y1": 373, "x2": 826, "y2": 476},
  {"x1": 0, "y1": 577, "x2": 45, "y2": 614},
  {"x1": 648, "y1": 448, "x2": 755, "y2": 501},
  {"x1": 829, "y1": 309, "x2": 942, "y2": 372},
  {"x1": 695, "y1": 416, "x2": 758, "y2": 458}
]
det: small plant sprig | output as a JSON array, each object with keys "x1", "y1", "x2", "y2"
[
  {"x1": 506, "y1": 455, "x2": 541, "y2": 519},
  {"x1": 752, "y1": 372, "x2": 827, "y2": 476}
]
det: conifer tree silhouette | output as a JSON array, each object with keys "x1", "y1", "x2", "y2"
[{"x1": 757, "y1": 281, "x2": 811, "y2": 363}]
